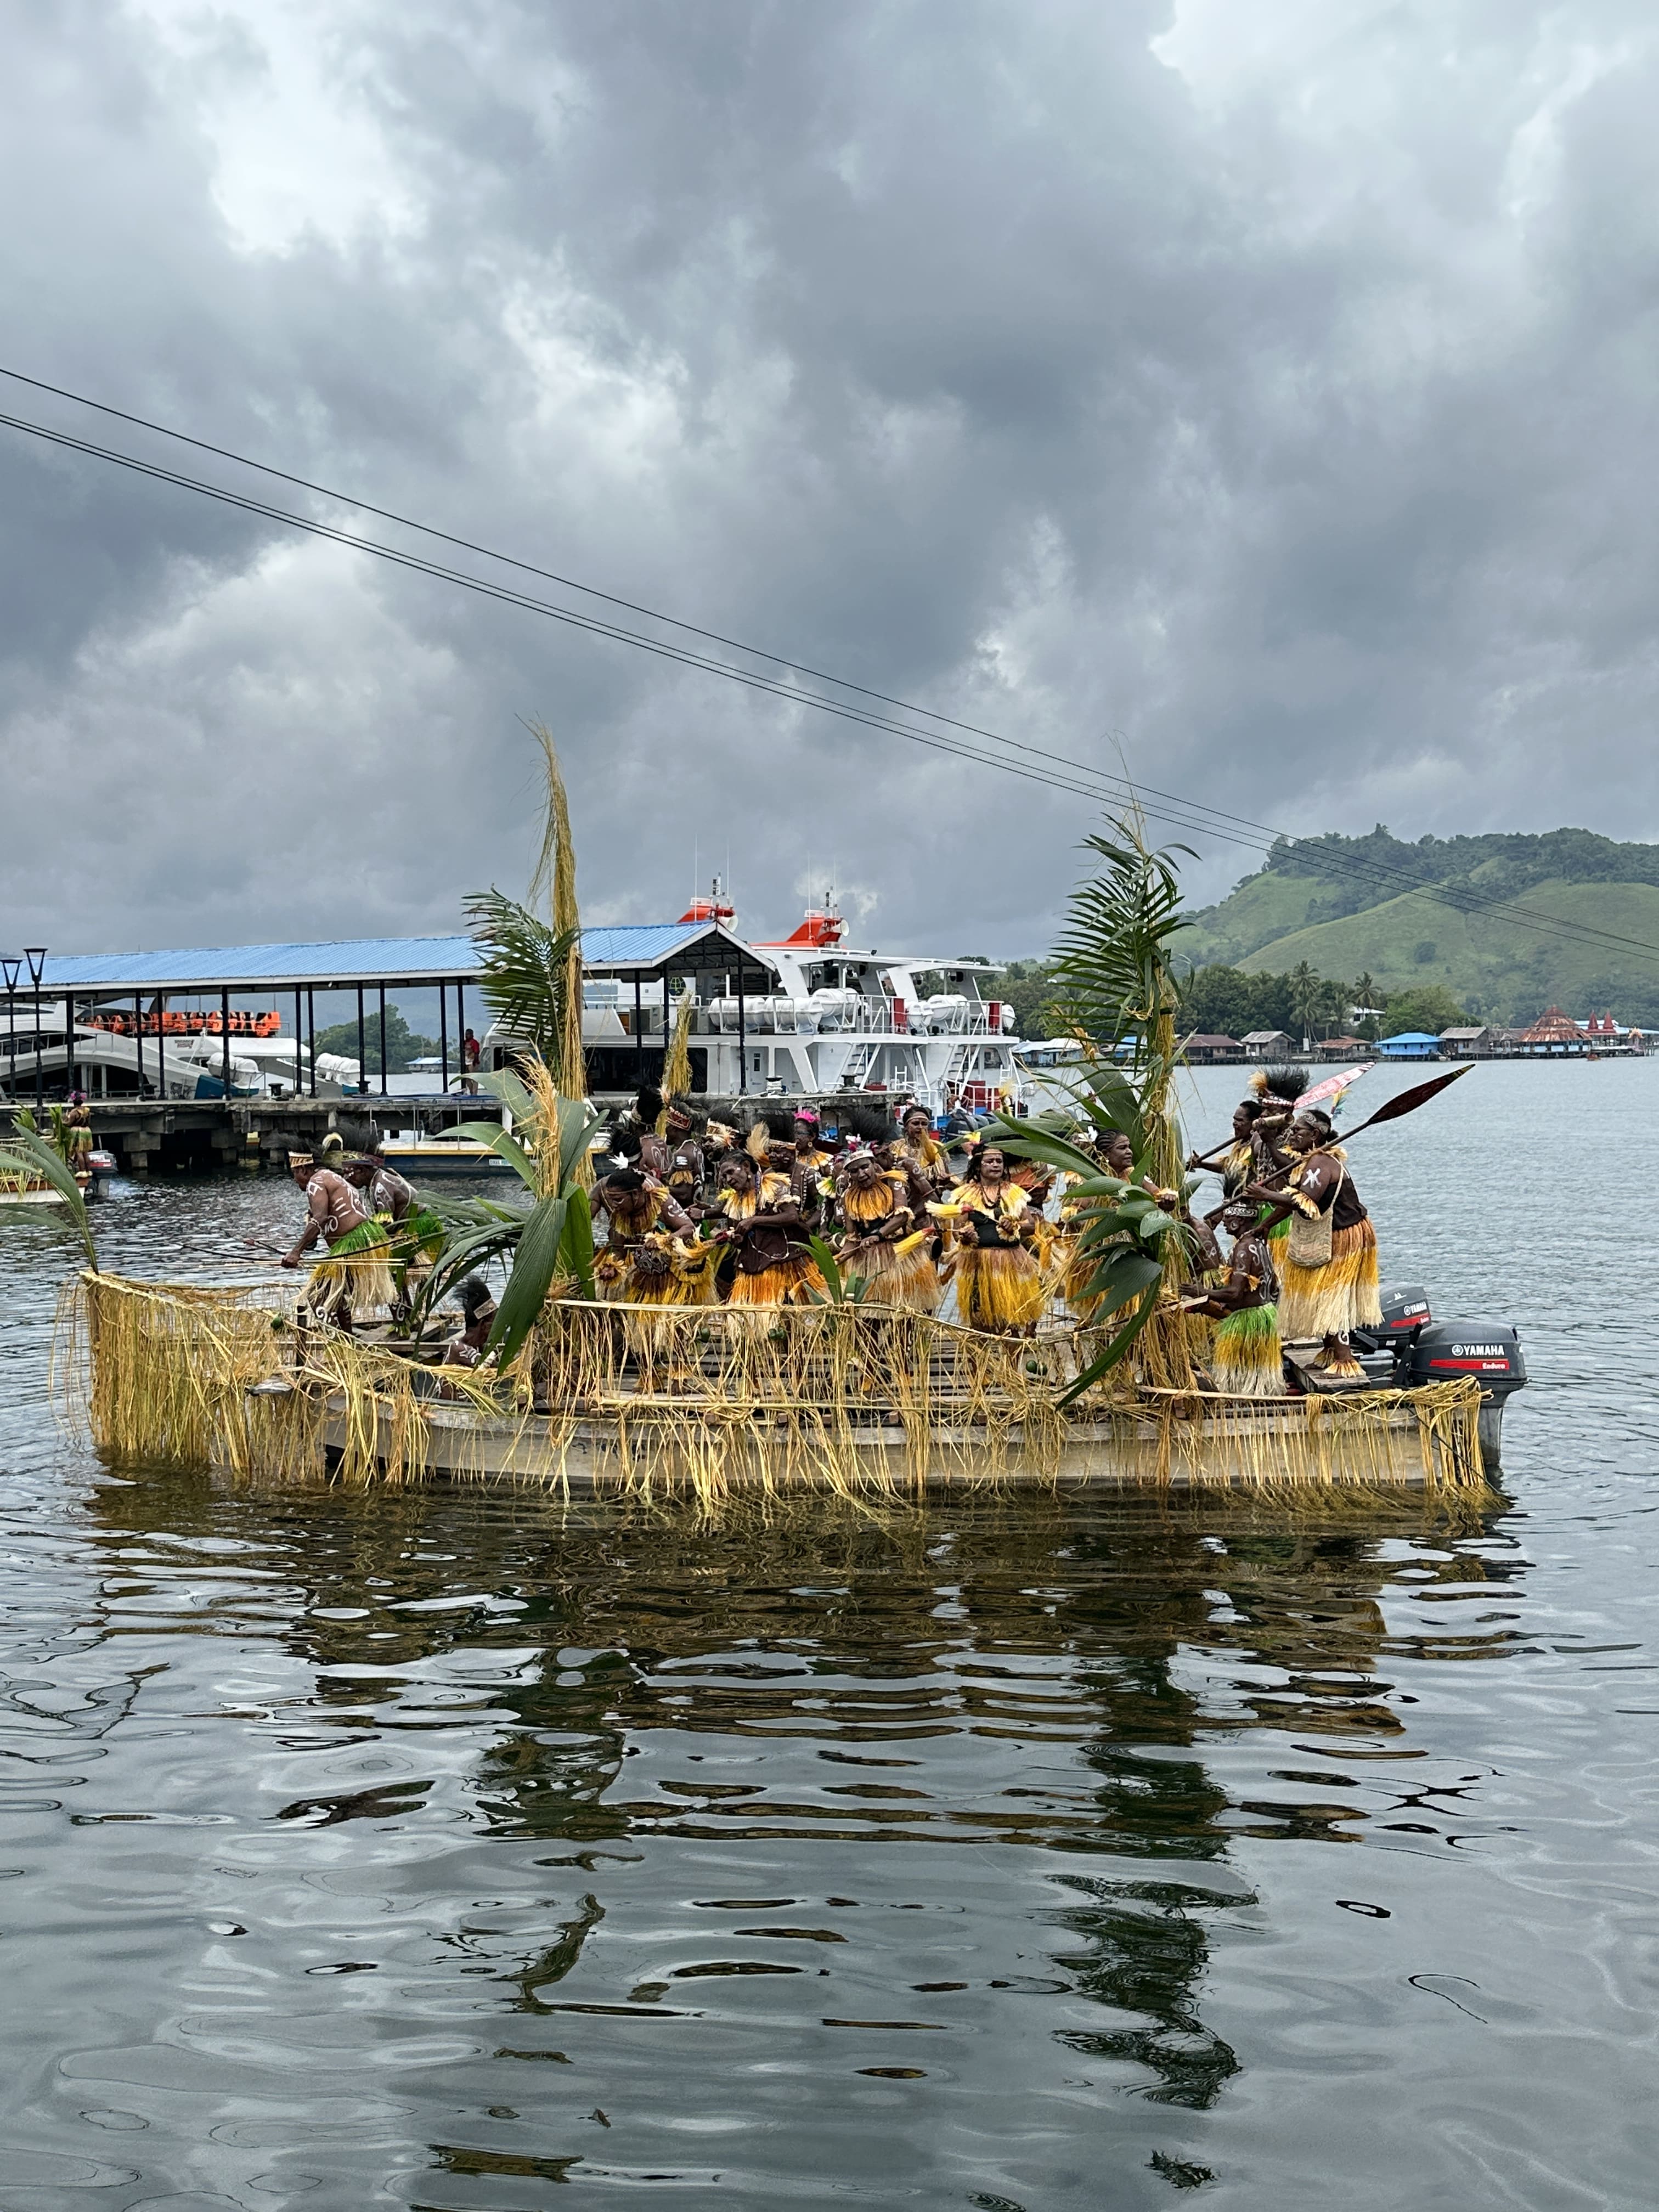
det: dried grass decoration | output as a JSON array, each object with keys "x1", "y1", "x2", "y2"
[{"x1": 61, "y1": 1271, "x2": 1488, "y2": 1505}]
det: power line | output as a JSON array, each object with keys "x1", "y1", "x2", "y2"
[
  {"x1": 9, "y1": 362, "x2": 1652, "y2": 959},
  {"x1": 5, "y1": 373, "x2": 1659, "y2": 975}
]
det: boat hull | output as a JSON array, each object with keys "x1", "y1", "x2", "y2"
[{"x1": 300, "y1": 1387, "x2": 1482, "y2": 1492}]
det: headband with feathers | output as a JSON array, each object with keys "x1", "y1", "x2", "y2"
[{"x1": 1250, "y1": 1063, "x2": 1309, "y2": 1105}]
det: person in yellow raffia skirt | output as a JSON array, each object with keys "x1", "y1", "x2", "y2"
[
  {"x1": 930, "y1": 1144, "x2": 1046, "y2": 1334},
  {"x1": 1248, "y1": 1107, "x2": 1380, "y2": 1378},
  {"x1": 593, "y1": 1160, "x2": 702, "y2": 1300},
  {"x1": 832, "y1": 1148, "x2": 940, "y2": 1311},
  {"x1": 710, "y1": 1152, "x2": 827, "y2": 1308}
]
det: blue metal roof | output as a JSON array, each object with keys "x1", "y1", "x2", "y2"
[
  {"x1": 40, "y1": 936, "x2": 480, "y2": 995},
  {"x1": 33, "y1": 921, "x2": 775, "y2": 998},
  {"x1": 583, "y1": 924, "x2": 718, "y2": 966}
]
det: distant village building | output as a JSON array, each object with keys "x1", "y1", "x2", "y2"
[
  {"x1": 1519, "y1": 1006, "x2": 1584, "y2": 1053},
  {"x1": 1317, "y1": 1034, "x2": 1370, "y2": 1059},
  {"x1": 1378, "y1": 1031, "x2": 1442, "y2": 1060},
  {"x1": 1183, "y1": 1033, "x2": 1243, "y2": 1064},
  {"x1": 1439, "y1": 1025, "x2": 1499, "y2": 1058},
  {"x1": 1241, "y1": 1029, "x2": 1295, "y2": 1058}
]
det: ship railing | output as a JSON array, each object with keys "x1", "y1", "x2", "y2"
[{"x1": 698, "y1": 998, "x2": 1012, "y2": 1039}]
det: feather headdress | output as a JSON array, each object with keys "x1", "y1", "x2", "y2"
[{"x1": 1250, "y1": 1063, "x2": 1308, "y2": 1106}]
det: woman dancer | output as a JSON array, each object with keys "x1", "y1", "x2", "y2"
[
  {"x1": 709, "y1": 1151, "x2": 827, "y2": 1309},
  {"x1": 833, "y1": 1148, "x2": 940, "y2": 1310},
  {"x1": 1248, "y1": 1108, "x2": 1380, "y2": 1376},
  {"x1": 593, "y1": 1163, "x2": 697, "y2": 1300},
  {"x1": 892, "y1": 1104, "x2": 951, "y2": 1195},
  {"x1": 932, "y1": 1144, "x2": 1045, "y2": 1334}
]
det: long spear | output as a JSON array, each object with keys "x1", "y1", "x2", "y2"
[
  {"x1": 1189, "y1": 1063, "x2": 1374, "y2": 1169},
  {"x1": 1249, "y1": 1064, "x2": 1471, "y2": 1192}
]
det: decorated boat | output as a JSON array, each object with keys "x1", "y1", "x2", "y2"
[
  {"x1": 48, "y1": 747, "x2": 1527, "y2": 1504},
  {"x1": 63, "y1": 1271, "x2": 1498, "y2": 1498}
]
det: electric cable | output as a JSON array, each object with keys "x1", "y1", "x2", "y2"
[{"x1": 5, "y1": 374, "x2": 1659, "y2": 976}]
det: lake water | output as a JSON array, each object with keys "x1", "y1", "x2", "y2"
[{"x1": 1, "y1": 1061, "x2": 1655, "y2": 2209}]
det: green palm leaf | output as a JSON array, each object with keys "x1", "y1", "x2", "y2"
[
  {"x1": 487, "y1": 1192, "x2": 569, "y2": 1371},
  {"x1": 0, "y1": 1133, "x2": 97, "y2": 1268},
  {"x1": 464, "y1": 889, "x2": 580, "y2": 1064}
]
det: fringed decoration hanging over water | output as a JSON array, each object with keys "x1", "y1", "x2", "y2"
[{"x1": 60, "y1": 1272, "x2": 1489, "y2": 1505}]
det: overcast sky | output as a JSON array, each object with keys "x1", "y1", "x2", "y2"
[{"x1": 3, "y1": 0, "x2": 1657, "y2": 961}]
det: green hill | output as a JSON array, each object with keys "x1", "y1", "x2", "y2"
[{"x1": 1182, "y1": 827, "x2": 1659, "y2": 1025}]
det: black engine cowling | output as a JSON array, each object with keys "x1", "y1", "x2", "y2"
[
  {"x1": 1343, "y1": 1295, "x2": 1527, "y2": 1465},
  {"x1": 1350, "y1": 1284, "x2": 1432, "y2": 1355},
  {"x1": 1407, "y1": 1322, "x2": 1527, "y2": 1400}
]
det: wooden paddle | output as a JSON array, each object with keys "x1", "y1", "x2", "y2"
[{"x1": 1249, "y1": 1064, "x2": 1472, "y2": 1193}]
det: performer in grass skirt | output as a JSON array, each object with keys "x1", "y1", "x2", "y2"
[
  {"x1": 833, "y1": 1148, "x2": 940, "y2": 1311},
  {"x1": 280, "y1": 1150, "x2": 393, "y2": 1326},
  {"x1": 1189, "y1": 1098, "x2": 1267, "y2": 1221},
  {"x1": 1248, "y1": 1107, "x2": 1381, "y2": 1377},
  {"x1": 931, "y1": 1143, "x2": 1045, "y2": 1334},
  {"x1": 892, "y1": 1103, "x2": 951, "y2": 1197},
  {"x1": 710, "y1": 1149, "x2": 827, "y2": 1308},
  {"x1": 1182, "y1": 1198, "x2": 1285, "y2": 1395},
  {"x1": 593, "y1": 1164, "x2": 698, "y2": 1299}
]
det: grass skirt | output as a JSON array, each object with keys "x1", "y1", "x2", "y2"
[
  {"x1": 308, "y1": 1221, "x2": 393, "y2": 1319},
  {"x1": 1278, "y1": 1218, "x2": 1381, "y2": 1341},
  {"x1": 847, "y1": 1240, "x2": 942, "y2": 1312},
  {"x1": 1211, "y1": 1302, "x2": 1285, "y2": 1396},
  {"x1": 725, "y1": 1250, "x2": 828, "y2": 1308},
  {"x1": 953, "y1": 1244, "x2": 1045, "y2": 1333}
]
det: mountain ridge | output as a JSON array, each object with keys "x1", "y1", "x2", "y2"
[{"x1": 1180, "y1": 827, "x2": 1659, "y2": 1025}]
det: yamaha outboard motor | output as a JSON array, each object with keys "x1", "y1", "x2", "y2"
[
  {"x1": 1407, "y1": 1323, "x2": 1527, "y2": 1467},
  {"x1": 1347, "y1": 1286, "x2": 1527, "y2": 1466},
  {"x1": 1350, "y1": 1285, "x2": 1433, "y2": 1384}
]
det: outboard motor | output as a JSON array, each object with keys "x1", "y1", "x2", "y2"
[
  {"x1": 1406, "y1": 1322, "x2": 1528, "y2": 1468},
  {"x1": 1350, "y1": 1285, "x2": 1433, "y2": 1385}
]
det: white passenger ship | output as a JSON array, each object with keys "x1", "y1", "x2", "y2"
[{"x1": 571, "y1": 893, "x2": 1028, "y2": 1114}]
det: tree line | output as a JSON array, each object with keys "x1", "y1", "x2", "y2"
[{"x1": 998, "y1": 957, "x2": 1468, "y2": 1045}]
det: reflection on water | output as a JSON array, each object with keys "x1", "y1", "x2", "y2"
[{"x1": 2, "y1": 1063, "x2": 1657, "y2": 2206}]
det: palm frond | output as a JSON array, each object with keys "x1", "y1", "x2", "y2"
[
  {"x1": 487, "y1": 1190, "x2": 570, "y2": 1371},
  {"x1": 0, "y1": 1133, "x2": 97, "y2": 1268},
  {"x1": 463, "y1": 889, "x2": 580, "y2": 1066}
]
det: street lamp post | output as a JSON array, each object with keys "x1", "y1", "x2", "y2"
[
  {"x1": 23, "y1": 949, "x2": 47, "y2": 1109},
  {"x1": 1, "y1": 957, "x2": 18, "y2": 1105}
]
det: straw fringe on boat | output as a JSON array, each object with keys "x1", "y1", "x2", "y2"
[{"x1": 60, "y1": 1272, "x2": 1489, "y2": 1506}]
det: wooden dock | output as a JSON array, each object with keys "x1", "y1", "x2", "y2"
[{"x1": 0, "y1": 1096, "x2": 497, "y2": 1175}]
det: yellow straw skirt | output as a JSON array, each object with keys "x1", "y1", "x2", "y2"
[
  {"x1": 1210, "y1": 1302, "x2": 1285, "y2": 1396},
  {"x1": 953, "y1": 1244, "x2": 1045, "y2": 1333},
  {"x1": 847, "y1": 1241, "x2": 942, "y2": 1312},
  {"x1": 1278, "y1": 1218, "x2": 1381, "y2": 1341},
  {"x1": 724, "y1": 1251, "x2": 828, "y2": 1308},
  {"x1": 623, "y1": 1265, "x2": 711, "y2": 1306},
  {"x1": 307, "y1": 1225, "x2": 393, "y2": 1317}
]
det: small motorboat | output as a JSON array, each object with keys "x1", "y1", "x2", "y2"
[{"x1": 377, "y1": 1130, "x2": 514, "y2": 1177}]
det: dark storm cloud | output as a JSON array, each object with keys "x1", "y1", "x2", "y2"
[{"x1": 3, "y1": 0, "x2": 1657, "y2": 961}]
